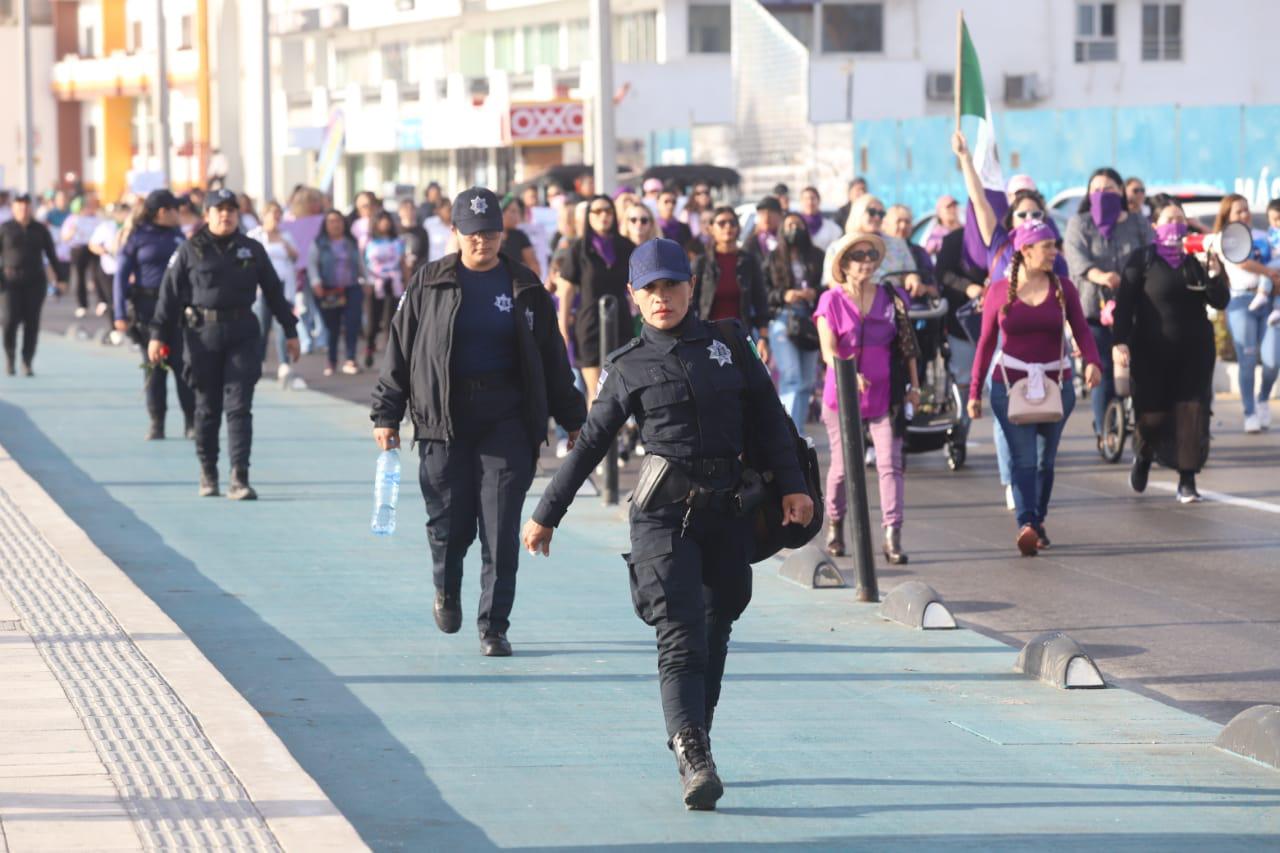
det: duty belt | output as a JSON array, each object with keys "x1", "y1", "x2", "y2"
[
  {"x1": 689, "y1": 457, "x2": 739, "y2": 481},
  {"x1": 193, "y1": 306, "x2": 254, "y2": 324}
]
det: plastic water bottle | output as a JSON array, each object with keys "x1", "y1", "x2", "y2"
[{"x1": 371, "y1": 450, "x2": 400, "y2": 536}]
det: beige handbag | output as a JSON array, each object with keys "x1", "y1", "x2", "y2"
[{"x1": 999, "y1": 288, "x2": 1069, "y2": 426}]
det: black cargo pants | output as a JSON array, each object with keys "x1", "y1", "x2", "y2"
[{"x1": 181, "y1": 313, "x2": 262, "y2": 470}]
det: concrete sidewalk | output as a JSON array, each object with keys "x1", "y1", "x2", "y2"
[{"x1": 0, "y1": 334, "x2": 1278, "y2": 850}]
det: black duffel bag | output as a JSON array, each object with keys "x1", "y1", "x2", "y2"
[{"x1": 714, "y1": 320, "x2": 825, "y2": 562}]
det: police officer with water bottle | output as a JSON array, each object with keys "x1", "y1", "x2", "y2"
[
  {"x1": 521, "y1": 238, "x2": 814, "y2": 811},
  {"x1": 370, "y1": 187, "x2": 585, "y2": 657},
  {"x1": 148, "y1": 188, "x2": 300, "y2": 500}
]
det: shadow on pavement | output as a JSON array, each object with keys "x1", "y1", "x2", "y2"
[{"x1": 0, "y1": 399, "x2": 497, "y2": 852}]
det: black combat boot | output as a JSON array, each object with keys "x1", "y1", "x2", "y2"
[
  {"x1": 669, "y1": 726, "x2": 723, "y2": 811},
  {"x1": 433, "y1": 591, "x2": 462, "y2": 634},
  {"x1": 480, "y1": 632, "x2": 512, "y2": 657},
  {"x1": 227, "y1": 467, "x2": 257, "y2": 501},
  {"x1": 198, "y1": 467, "x2": 219, "y2": 497},
  {"x1": 146, "y1": 415, "x2": 165, "y2": 441}
]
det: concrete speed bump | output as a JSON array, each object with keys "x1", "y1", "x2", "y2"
[
  {"x1": 1216, "y1": 705, "x2": 1280, "y2": 769},
  {"x1": 778, "y1": 544, "x2": 846, "y2": 589},
  {"x1": 879, "y1": 581, "x2": 956, "y2": 629},
  {"x1": 1016, "y1": 632, "x2": 1106, "y2": 689}
]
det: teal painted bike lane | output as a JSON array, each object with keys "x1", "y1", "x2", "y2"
[{"x1": 1, "y1": 336, "x2": 1278, "y2": 851}]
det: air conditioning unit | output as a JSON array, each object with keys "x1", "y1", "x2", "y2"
[
  {"x1": 1004, "y1": 73, "x2": 1047, "y2": 105},
  {"x1": 925, "y1": 72, "x2": 954, "y2": 102}
]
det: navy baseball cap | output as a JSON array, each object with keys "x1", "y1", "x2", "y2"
[
  {"x1": 453, "y1": 187, "x2": 503, "y2": 235},
  {"x1": 13, "y1": 192, "x2": 32, "y2": 203},
  {"x1": 204, "y1": 188, "x2": 238, "y2": 211},
  {"x1": 629, "y1": 238, "x2": 692, "y2": 289},
  {"x1": 144, "y1": 189, "x2": 178, "y2": 212}
]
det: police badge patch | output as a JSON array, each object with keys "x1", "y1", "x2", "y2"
[{"x1": 707, "y1": 339, "x2": 733, "y2": 367}]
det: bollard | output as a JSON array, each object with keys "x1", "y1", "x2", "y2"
[
  {"x1": 833, "y1": 357, "x2": 879, "y2": 602},
  {"x1": 599, "y1": 294, "x2": 620, "y2": 505}
]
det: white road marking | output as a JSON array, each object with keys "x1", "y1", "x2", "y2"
[{"x1": 1151, "y1": 482, "x2": 1280, "y2": 515}]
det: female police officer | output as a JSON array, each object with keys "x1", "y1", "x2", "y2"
[
  {"x1": 521, "y1": 238, "x2": 814, "y2": 811},
  {"x1": 148, "y1": 188, "x2": 300, "y2": 500},
  {"x1": 370, "y1": 187, "x2": 586, "y2": 658}
]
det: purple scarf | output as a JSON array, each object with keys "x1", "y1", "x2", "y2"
[
  {"x1": 659, "y1": 218, "x2": 683, "y2": 241},
  {"x1": 1090, "y1": 191, "x2": 1124, "y2": 240},
  {"x1": 1154, "y1": 221, "x2": 1187, "y2": 268},
  {"x1": 799, "y1": 212, "x2": 824, "y2": 235},
  {"x1": 592, "y1": 233, "x2": 617, "y2": 268}
]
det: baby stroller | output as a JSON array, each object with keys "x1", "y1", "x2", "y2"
[{"x1": 904, "y1": 296, "x2": 969, "y2": 470}]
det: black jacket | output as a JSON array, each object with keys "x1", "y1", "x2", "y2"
[
  {"x1": 150, "y1": 226, "x2": 297, "y2": 341},
  {"x1": 532, "y1": 315, "x2": 805, "y2": 529},
  {"x1": 0, "y1": 219, "x2": 57, "y2": 285},
  {"x1": 369, "y1": 252, "x2": 586, "y2": 454},
  {"x1": 762, "y1": 242, "x2": 825, "y2": 318},
  {"x1": 934, "y1": 226, "x2": 986, "y2": 339},
  {"x1": 691, "y1": 249, "x2": 769, "y2": 330}
]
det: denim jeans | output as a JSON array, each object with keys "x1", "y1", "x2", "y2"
[
  {"x1": 983, "y1": 356, "x2": 1013, "y2": 486},
  {"x1": 252, "y1": 295, "x2": 289, "y2": 366},
  {"x1": 294, "y1": 284, "x2": 326, "y2": 354},
  {"x1": 989, "y1": 381, "x2": 1077, "y2": 529},
  {"x1": 1088, "y1": 323, "x2": 1115, "y2": 436},
  {"x1": 948, "y1": 336, "x2": 976, "y2": 392},
  {"x1": 768, "y1": 314, "x2": 820, "y2": 435},
  {"x1": 1225, "y1": 293, "x2": 1279, "y2": 417}
]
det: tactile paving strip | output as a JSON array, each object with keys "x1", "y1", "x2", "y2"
[{"x1": 0, "y1": 486, "x2": 282, "y2": 851}]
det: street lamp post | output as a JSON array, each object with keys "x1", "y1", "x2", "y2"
[
  {"x1": 261, "y1": 0, "x2": 273, "y2": 201},
  {"x1": 588, "y1": 0, "x2": 615, "y2": 196},
  {"x1": 20, "y1": 0, "x2": 36, "y2": 193},
  {"x1": 156, "y1": 0, "x2": 172, "y2": 185}
]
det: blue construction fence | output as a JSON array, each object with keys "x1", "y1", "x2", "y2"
[{"x1": 853, "y1": 104, "x2": 1280, "y2": 217}]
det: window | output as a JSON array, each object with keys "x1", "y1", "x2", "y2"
[
  {"x1": 334, "y1": 47, "x2": 374, "y2": 88},
  {"x1": 407, "y1": 39, "x2": 446, "y2": 84},
  {"x1": 566, "y1": 19, "x2": 589, "y2": 67},
  {"x1": 688, "y1": 4, "x2": 730, "y2": 54},
  {"x1": 822, "y1": 3, "x2": 883, "y2": 53},
  {"x1": 1141, "y1": 2, "x2": 1181, "y2": 61},
  {"x1": 523, "y1": 23, "x2": 559, "y2": 70},
  {"x1": 459, "y1": 32, "x2": 485, "y2": 77},
  {"x1": 767, "y1": 3, "x2": 813, "y2": 49},
  {"x1": 1075, "y1": 2, "x2": 1117, "y2": 62},
  {"x1": 492, "y1": 28, "x2": 516, "y2": 72},
  {"x1": 614, "y1": 11, "x2": 657, "y2": 63},
  {"x1": 381, "y1": 43, "x2": 405, "y2": 82},
  {"x1": 179, "y1": 15, "x2": 193, "y2": 50},
  {"x1": 86, "y1": 125, "x2": 97, "y2": 159}
]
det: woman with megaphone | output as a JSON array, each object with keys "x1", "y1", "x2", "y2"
[
  {"x1": 1211, "y1": 194, "x2": 1280, "y2": 433},
  {"x1": 1112, "y1": 195, "x2": 1229, "y2": 503}
]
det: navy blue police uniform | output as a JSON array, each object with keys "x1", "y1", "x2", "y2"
[
  {"x1": 115, "y1": 189, "x2": 195, "y2": 438},
  {"x1": 531, "y1": 238, "x2": 806, "y2": 810},
  {"x1": 370, "y1": 187, "x2": 586, "y2": 657},
  {"x1": 0, "y1": 194, "x2": 59, "y2": 375},
  {"x1": 151, "y1": 189, "x2": 297, "y2": 498}
]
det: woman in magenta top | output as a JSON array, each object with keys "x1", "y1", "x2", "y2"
[
  {"x1": 968, "y1": 220, "x2": 1103, "y2": 556},
  {"x1": 815, "y1": 232, "x2": 921, "y2": 565}
]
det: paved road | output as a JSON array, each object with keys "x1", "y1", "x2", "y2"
[
  {"x1": 36, "y1": 296, "x2": 1280, "y2": 727},
  {"x1": 2, "y1": 333, "x2": 1278, "y2": 850}
]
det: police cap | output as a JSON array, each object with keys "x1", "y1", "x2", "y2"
[
  {"x1": 453, "y1": 187, "x2": 504, "y2": 235},
  {"x1": 629, "y1": 238, "x2": 691, "y2": 289},
  {"x1": 204, "y1": 188, "x2": 238, "y2": 211},
  {"x1": 144, "y1": 189, "x2": 179, "y2": 212}
]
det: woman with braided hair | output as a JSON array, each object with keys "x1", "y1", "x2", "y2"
[{"x1": 968, "y1": 221, "x2": 1103, "y2": 557}]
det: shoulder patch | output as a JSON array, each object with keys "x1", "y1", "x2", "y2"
[{"x1": 605, "y1": 336, "x2": 643, "y2": 362}]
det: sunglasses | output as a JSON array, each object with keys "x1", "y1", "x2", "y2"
[
  {"x1": 846, "y1": 249, "x2": 881, "y2": 263},
  {"x1": 865, "y1": 208, "x2": 886, "y2": 219},
  {"x1": 589, "y1": 207, "x2": 613, "y2": 215},
  {"x1": 694, "y1": 189, "x2": 711, "y2": 196},
  {"x1": 1014, "y1": 209, "x2": 1046, "y2": 221},
  {"x1": 628, "y1": 216, "x2": 651, "y2": 224},
  {"x1": 1131, "y1": 187, "x2": 1146, "y2": 194},
  {"x1": 712, "y1": 219, "x2": 738, "y2": 228}
]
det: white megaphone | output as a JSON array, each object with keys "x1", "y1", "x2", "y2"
[{"x1": 1183, "y1": 221, "x2": 1254, "y2": 264}]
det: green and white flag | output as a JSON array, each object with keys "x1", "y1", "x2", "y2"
[{"x1": 957, "y1": 18, "x2": 1004, "y2": 193}]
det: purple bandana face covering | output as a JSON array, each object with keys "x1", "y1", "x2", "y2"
[
  {"x1": 1090, "y1": 190, "x2": 1124, "y2": 239},
  {"x1": 1154, "y1": 221, "x2": 1187, "y2": 267},
  {"x1": 592, "y1": 233, "x2": 617, "y2": 267},
  {"x1": 800, "y1": 212, "x2": 824, "y2": 235},
  {"x1": 659, "y1": 218, "x2": 683, "y2": 241}
]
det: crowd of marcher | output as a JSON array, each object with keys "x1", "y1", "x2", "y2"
[{"x1": 3, "y1": 147, "x2": 1278, "y2": 553}]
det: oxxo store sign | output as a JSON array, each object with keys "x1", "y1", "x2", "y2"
[{"x1": 508, "y1": 101, "x2": 584, "y2": 146}]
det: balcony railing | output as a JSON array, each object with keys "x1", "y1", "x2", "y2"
[{"x1": 52, "y1": 49, "x2": 199, "y2": 100}]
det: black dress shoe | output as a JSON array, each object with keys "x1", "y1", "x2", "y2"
[
  {"x1": 433, "y1": 592, "x2": 462, "y2": 634},
  {"x1": 1129, "y1": 452, "x2": 1152, "y2": 494},
  {"x1": 146, "y1": 417, "x2": 165, "y2": 441},
  {"x1": 670, "y1": 726, "x2": 723, "y2": 811},
  {"x1": 480, "y1": 633, "x2": 512, "y2": 657}
]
